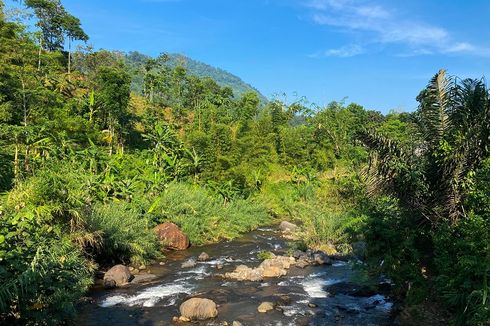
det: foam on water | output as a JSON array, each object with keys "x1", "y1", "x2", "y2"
[
  {"x1": 332, "y1": 261, "x2": 347, "y2": 267},
  {"x1": 100, "y1": 283, "x2": 193, "y2": 308},
  {"x1": 301, "y1": 277, "x2": 342, "y2": 298}
]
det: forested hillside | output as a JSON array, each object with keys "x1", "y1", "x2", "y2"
[
  {"x1": 125, "y1": 51, "x2": 268, "y2": 103},
  {"x1": 0, "y1": 1, "x2": 488, "y2": 325}
]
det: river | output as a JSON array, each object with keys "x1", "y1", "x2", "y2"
[{"x1": 76, "y1": 226, "x2": 393, "y2": 325}]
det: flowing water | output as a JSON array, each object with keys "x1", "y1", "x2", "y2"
[{"x1": 76, "y1": 227, "x2": 393, "y2": 325}]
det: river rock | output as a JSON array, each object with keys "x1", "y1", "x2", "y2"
[
  {"x1": 313, "y1": 251, "x2": 332, "y2": 265},
  {"x1": 103, "y1": 265, "x2": 133, "y2": 289},
  {"x1": 258, "y1": 301, "x2": 274, "y2": 313},
  {"x1": 279, "y1": 221, "x2": 298, "y2": 233},
  {"x1": 154, "y1": 222, "x2": 190, "y2": 250},
  {"x1": 295, "y1": 258, "x2": 310, "y2": 268},
  {"x1": 225, "y1": 264, "x2": 264, "y2": 281},
  {"x1": 326, "y1": 281, "x2": 376, "y2": 297},
  {"x1": 179, "y1": 298, "x2": 218, "y2": 320},
  {"x1": 198, "y1": 252, "x2": 210, "y2": 261},
  {"x1": 232, "y1": 322, "x2": 243, "y2": 326},
  {"x1": 181, "y1": 258, "x2": 197, "y2": 268},
  {"x1": 225, "y1": 256, "x2": 295, "y2": 281}
]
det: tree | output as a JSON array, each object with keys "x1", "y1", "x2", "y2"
[{"x1": 94, "y1": 65, "x2": 131, "y2": 155}]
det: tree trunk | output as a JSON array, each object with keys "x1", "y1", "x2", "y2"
[
  {"x1": 21, "y1": 78, "x2": 27, "y2": 127},
  {"x1": 38, "y1": 36, "x2": 42, "y2": 71},
  {"x1": 68, "y1": 38, "x2": 71, "y2": 78},
  {"x1": 14, "y1": 143, "x2": 19, "y2": 179},
  {"x1": 24, "y1": 145, "x2": 30, "y2": 172}
]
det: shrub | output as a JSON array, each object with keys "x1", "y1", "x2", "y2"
[
  {"x1": 0, "y1": 229, "x2": 93, "y2": 324},
  {"x1": 85, "y1": 202, "x2": 160, "y2": 265}
]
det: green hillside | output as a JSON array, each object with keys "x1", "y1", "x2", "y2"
[{"x1": 125, "y1": 51, "x2": 268, "y2": 102}]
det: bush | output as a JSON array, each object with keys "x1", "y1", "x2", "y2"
[
  {"x1": 434, "y1": 214, "x2": 490, "y2": 325},
  {"x1": 0, "y1": 229, "x2": 93, "y2": 324},
  {"x1": 150, "y1": 182, "x2": 270, "y2": 245},
  {"x1": 85, "y1": 202, "x2": 160, "y2": 265}
]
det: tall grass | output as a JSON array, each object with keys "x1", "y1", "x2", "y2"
[
  {"x1": 85, "y1": 202, "x2": 160, "y2": 265},
  {"x1": 149, "y1": 182, "x2": 270, "y2": 245}
]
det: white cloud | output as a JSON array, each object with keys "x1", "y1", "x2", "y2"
[
  {"x1": 310, "y1": 44, "x2": 364, "y2": 57},
  {"x1": 305, "y1": 0, "x2": 489, "y2": 57}
]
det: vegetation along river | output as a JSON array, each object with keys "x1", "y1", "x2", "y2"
[{"x1": 76, "y1": 226, "x2": 393, "y2": 325}]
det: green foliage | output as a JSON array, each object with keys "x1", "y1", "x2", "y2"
[
  {"x1": 360, "y1": 71, "x2": 490, "y2": 324},
  {"x1": 0, "y1": 217, "x2": 93, "y2": 324},
  {"x1": 85, "y1": 202, "x2": 160, "y2": 265},
  {"x1": 257, "y1": 250, "x2": 274, "y2": 260},
  {"x1": 149, "y1": 183, "x2": 270, "y2": 244}
]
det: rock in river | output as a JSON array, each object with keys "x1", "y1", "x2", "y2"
[
  {"x1": 181, "y1": 258, "x2": 197, "y2": 268},
  {"x1": 154, "y1": 222, "x2": 190, "y2": 250},
  {"x1": 180, "y1": 298, "x2": 218, "y2": 320},
  {"x1": 279, "y1": 221, "x2": 298, "y2": 233},
  {"x1": 225, "y1": 256, "x2": 295, "y2": 281},
  {"x1": 103, "y1": 265, "x2": 133, "y2": 289},
  {"x1": 198, "y1": 252, "x2": 210, "y2": 261},
  {"x1": 258, "y1": 301, "x2": 275, "y2": 313}
]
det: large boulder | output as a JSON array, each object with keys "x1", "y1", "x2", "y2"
[
  {"x1": 225, "y1": 256, "x2": 295, "y2": 281},
  {"x1": 103, "y1": 265, "x2": 133, "y2": 289},
  {"x1": 279, "y1": 221, "x2": 298, "y2": 233},
  {"x1": 225, "y1": 265, "x2": 264, "y2": 281},
  {"x1": 180, "y1": 298, "x2": 218, "y2": 320},
  {"x1": 154, "y1": 222, "x2": 190, "y2": 250}
]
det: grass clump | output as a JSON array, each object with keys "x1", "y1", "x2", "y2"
[
  {"x1": 85, "y1": 202, "x2": 160, "y2": 265},
  {"x1": 150, "y1": 182, "x2": 270, "y2": 245}
]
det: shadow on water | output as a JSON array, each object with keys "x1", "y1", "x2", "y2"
[{"x1": 75, "y1": 227, "x2": 392, "y2": 326}]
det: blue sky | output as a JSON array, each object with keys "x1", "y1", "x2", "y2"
[{"x1": 8, "y1": 0, "x2": 490, "y2": 112}]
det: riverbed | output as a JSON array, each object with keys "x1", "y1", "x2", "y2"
[{"x1": 76, "y1": 227, "x2": 392, "y2": 325}]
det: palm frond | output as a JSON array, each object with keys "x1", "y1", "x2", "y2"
[{"x1": 417, "y1": 69, "x2": 452, "y2": 148}]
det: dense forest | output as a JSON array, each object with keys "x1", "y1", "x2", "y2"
[{"x1": 0, "y1": 0, "x2": 488, "y2": 325}]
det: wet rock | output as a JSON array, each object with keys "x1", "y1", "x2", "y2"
[
  {"x1": 292, "y1": 250, "x2": 305, "y2": 259},
  {"x1": 181, "y1": 258, "x2": 197, "y2": 269},
  {"x1": 154, "y1": 222, "x2": 190, "y2": 250},
  {"x1": 295, "y1": 258, "x2": 310, "y2": 268},
  {"x1": 159, "y1": 261, "x2": 165, "y2": 265},
  {"x1": 216, "y1": 263, "x2": 224, "y2": 270},
  {"x1": 308, "y1": 303, "x2": 318, "y2": 308},
  {"x1": 131, "y1": 273, "x2": 157, "y2": 284},
  {"x1": 258, "y1": 301, "x2": 274, "y2": 313},
  {"x1": 326, "y1": 282, "x2": 376, "y2": 297},
  {"x1": 277, "y1": 295, "x2": 291, "y2": 305},
  {"x1": 313, "y1": 251, "x2": 332, "y2": 265},
  {"x1": 279, "y1": 221, "x2": 298, "y2": 233},
  {"x1": 179, "y1": 298, "x2": 218, "y2": 321},
  {"x1": 138, "y1": 265, "x2": 146, "y2": 270},
  {"x1": 232, "y1": 322, "x2": 243, "y2": 326},
  {"x1": 198, "y1": 252, "x2": 210, "y2": 261},
  {"x1": 103, "y1": 265, "x2": 133, "y2": 289}
]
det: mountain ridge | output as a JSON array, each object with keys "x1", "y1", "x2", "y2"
[{"x1": 125, "y1": 51, "x2": 268, "y2": 102}]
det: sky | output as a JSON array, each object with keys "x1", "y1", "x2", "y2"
[{"x1": 7, "y1": 0, "x2": 490, "y2": 113}]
